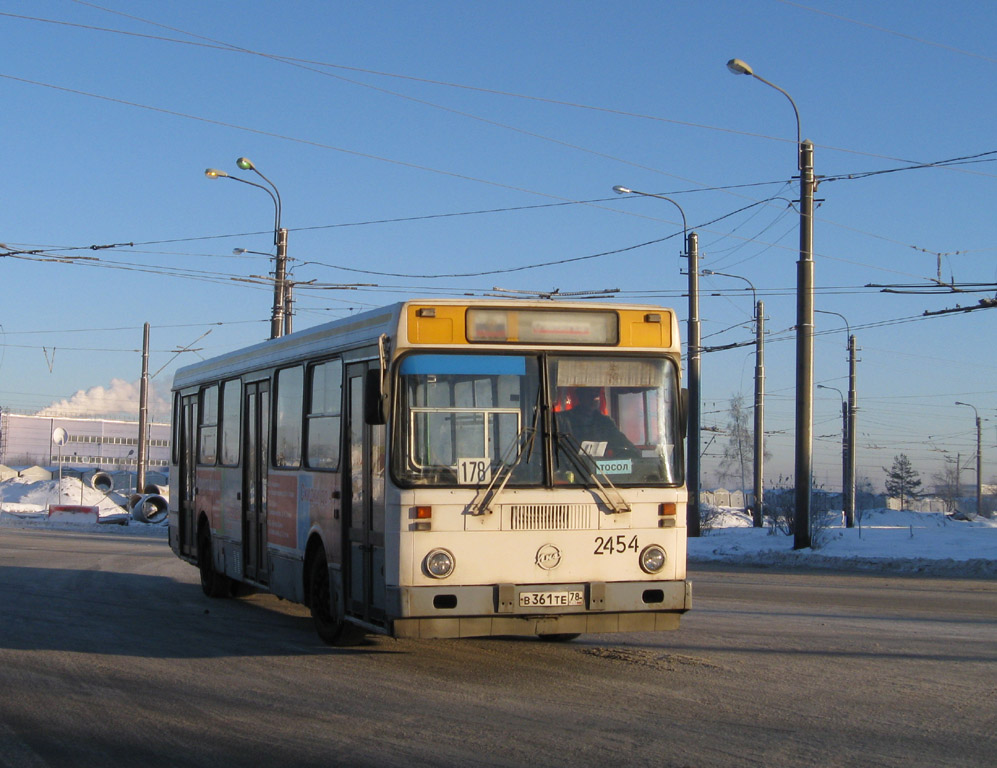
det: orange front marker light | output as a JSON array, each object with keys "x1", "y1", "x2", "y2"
[
  {"x1": 411, "y1": 506, "x2": 432, "y2": 532},
  {"x1": 659, "y1": 503, "x2": 677, "y2": 516}
]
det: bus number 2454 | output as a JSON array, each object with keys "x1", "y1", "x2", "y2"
[{"x1": 593, "y1": 535, "x2": 638, "y2": 555}]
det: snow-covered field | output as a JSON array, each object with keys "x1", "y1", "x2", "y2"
[
  {"x1": 2, "y1": 477, "x2": 995, "y2": 576},
  {"x1": 689, "y1": 507, "x2": 997, "y2": 577}
]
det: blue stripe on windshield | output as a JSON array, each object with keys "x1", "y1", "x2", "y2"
[{"x1": 399, "y1": 354, "x2": 527, "y2": 376}]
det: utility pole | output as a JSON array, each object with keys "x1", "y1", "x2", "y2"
[
  {"x1": 795, "y1": 139, "x2": 816, "y2": 549},
  {"x1": 283, "y1": 274, "x2": 294, "y2": 336},
  {"x1": 136, "y1": 322, "x2": 149, "y2": 495},
  {"x1": 272, "y1": 227, "x2": 288, "y2": 339},
  {"x1": 687, "y1": 232, "x2": 702, "y2": 537},
  {"x1": 752, "y1": 300, "x2": 765, "y2": 527},
  {"x1": 611, "y1": 185, "x2": 699, "y2": 535},
  {"x1": 726, "y1": 59, "x2": 814, "y2": 548},
  {"x1": 955, "y1": 401, "x2": 983, "y2": 517},
  {"x1": 844, "y1": 334, "x2": 857, "y2": 526}
]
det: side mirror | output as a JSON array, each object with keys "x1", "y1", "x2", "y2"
[{"x1": 364, "y1": 369, "x2": 386, "y2": 425}]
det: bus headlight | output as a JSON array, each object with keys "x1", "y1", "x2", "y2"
[
  {"x1": 424, "y1": 548, "x2": 455, "y2": 579},
  {"x1": 639, "y1": 544, "x2": 667, "y2": 574}
]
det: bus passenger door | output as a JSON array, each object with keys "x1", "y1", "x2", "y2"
[
  {"x1": 345, "y1": 362, "x2": 386, "y2": 624},
  {"x1": 243, "y1": 380, "x2": 270, "y2": 584},
  {"x1": 178, "y1": 394, "x2": 198, "y2": 557}
]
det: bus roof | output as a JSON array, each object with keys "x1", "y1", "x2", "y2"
[{"x1": 172, "y1": 299, "x2": 678, "y2": 391}]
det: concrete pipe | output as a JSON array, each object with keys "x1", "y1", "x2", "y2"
[
  {"x1": 143, "y1": 483, "x2": 169, "y2": 498},
  {"x1": 129, "y1": 493, "x2": 168, "y2": 524},
  {"x1": 91, "y1": 471, "x2": 114, "y2": 493}
]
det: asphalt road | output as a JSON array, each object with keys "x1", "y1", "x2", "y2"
[{"x1": 0, "y1": 527, "x2": 993, "y2": 767}]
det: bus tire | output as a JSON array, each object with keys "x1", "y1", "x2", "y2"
[
  {"x1": 198, "y1": 527, "x2": 231, "y2": 598},
  {"x1": 309, "y1": 554, "x2": 345, "y2": 645},
  {"x1": 538, "y1": 633, "x2": 580, "y2": 643}
]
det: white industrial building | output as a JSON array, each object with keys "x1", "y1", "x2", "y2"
[{"x1": 0, "y1": 410, "x2": 170, "y2": 471}]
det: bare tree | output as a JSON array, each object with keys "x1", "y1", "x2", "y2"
[
  {"x1": 717, "y1": 393, "x2": 751, "y2": 494},
  {"x1": 932, "y1": 457, "x2": 961, "y2": 514}
]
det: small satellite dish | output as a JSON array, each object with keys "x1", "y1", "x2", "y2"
[{"x1": 52, "y1": 427, "x2": 68, "y2": 446}]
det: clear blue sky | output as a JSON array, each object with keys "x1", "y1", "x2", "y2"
[{"x1": 2, "y1": 0, "x2": 994, "y2": 491}]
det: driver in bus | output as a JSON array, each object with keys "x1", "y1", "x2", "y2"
[{"x1": 558, "y1": 387, "x2": 639, "y2": 459}]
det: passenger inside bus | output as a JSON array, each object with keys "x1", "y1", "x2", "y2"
[{"x1": 557, "y1": 387, "x2": 639, "y2": 459}]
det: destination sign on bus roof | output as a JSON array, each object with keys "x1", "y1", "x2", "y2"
[{"x1": 466, "y1": 308, "x2": 618, "y2": 345}]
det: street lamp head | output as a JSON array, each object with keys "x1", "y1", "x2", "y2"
[
  {"x1": 205, "y1": 168, "x2": 229, "y2": 179},
  {"x1": 612, "y1": 185, "x2": 632, "y2": 195},
  {"x1": 236, "y1": 157, "x2": 255, "y2": 171},
  {"x1": 727, "y1": 58, "x2": 753, "y2": 76}
]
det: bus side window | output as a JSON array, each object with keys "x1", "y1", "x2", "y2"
[
  {"x1": 275, "y1": 366, "x2": 304, "y2": 468},
  {"x1": 220, "y1": 379, "x2": 241, "y2": 466},
  {"x1": 198, "y1": 384, "x2": 218, "y2": 465},
  {"x1": 306, "y1": 359, "x2": 343, "y2": 469}
]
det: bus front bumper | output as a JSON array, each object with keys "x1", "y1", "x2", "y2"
[{"x1": 387, "y1": 579, "x2": 691, "y2": 639}]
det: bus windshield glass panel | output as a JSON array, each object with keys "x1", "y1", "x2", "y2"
[
  {"x1": 393, "y1": 352, "x2": 682, "y2": 488},
  {"x1": 550, "y1": 356, "x2": 682, "y2": 486},
  {"x1": 394, "y1": 354, "x2": 543, "y2": 486}
]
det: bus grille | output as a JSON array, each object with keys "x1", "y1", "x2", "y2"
[{"x1": 509, "y1": 504, "x2": 596, "y2": 531}]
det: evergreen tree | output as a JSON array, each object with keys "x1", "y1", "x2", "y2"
[{"x1": 883, "y1": 454, "x2": 922, "y2": 511}]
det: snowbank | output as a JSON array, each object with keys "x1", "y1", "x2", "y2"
[
  {"x1": 0, "y1": 476, "x2": 167, "y2": 537},
  {"x1": 689, "y1": 507, "x2": 997, "y2": 577}
]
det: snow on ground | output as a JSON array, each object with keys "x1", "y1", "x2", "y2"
[
  {"x1": 0, "y1": 476, "x2": 167, "y2": 537},
  {"x1": 689, "y1": 507, "x2": 997, "y2": 577},
  {"x1": 1, "y1": 477, "x2": 995, "y2": 576}
]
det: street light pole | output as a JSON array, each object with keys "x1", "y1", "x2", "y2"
[
  {"x1": 818, "y1": 383, "x2": 847, "y2": 521},
  {"x1": 955, "y1": 401, "x2": 983, "y2": 516},
  {"x1": 613, "y1": 185, "x2": 700, "y2": 536},
  {"x1": 816, "y1": 309, "x2": 857, "y2": 527},
  {"x1": 728, "y1": 58, "x2": 815, "y2": 548},
  {"x1": 702, "y1": 270, "x2": 765, "y2": 527},
  {"x1": 206, "y1": 158, "x2": 288, "y2": 339},
  {"x1": 136, "y1": 322, "x2": 149, "y2": 496}
]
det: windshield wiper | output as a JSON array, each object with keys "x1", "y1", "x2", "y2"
[
  {"x1": 553, "y1": 423, "x2": 631, "y2": 515},
  {"x1": 467, "y1": 392, "x2": 541, "y2": 516}
]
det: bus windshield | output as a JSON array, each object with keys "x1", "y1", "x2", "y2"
[
  {"x1": 549, "y1": 355, "x2": 681, "y2": 486},
  {"x1": 393, "y1": 352, "x2": 682, "y2": 488}
]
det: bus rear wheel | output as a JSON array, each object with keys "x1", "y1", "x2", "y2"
[
  {"x1": 198, "y1": 527, "x2": 231, "y2": 598},
  {"x1": 309, "y1": 555, "x2": 346, "y2": 645}
]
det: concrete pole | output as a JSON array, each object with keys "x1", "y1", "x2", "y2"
[
  {"x1": 271, "y1": 227, "x2": 288, "y2": 339},
  {"x1": 753, "y1": 300, "x2": 765, "y2": 527},
  {"x1": 975, "y1": 416, "x2": 983, "y2": 517},
  {"x1": 844, "y1": 334, "x2": 857, "y2": 527},
  {"x1": 136, "y1": 322, "x2": 149, "y2": 495},
  {"x1": 687, "y1": 232, "x2": 702, "y2": 537},
  {"x1": 794, "y1": 139, "x2": 816, "y2": 550},
  {"x1": 283, "y1": 279, "x2": 294, "y2": 336}
]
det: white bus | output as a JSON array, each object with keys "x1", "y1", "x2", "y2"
[{"x1": 169, "y1": 299, "x2": 691, "y2": 642}]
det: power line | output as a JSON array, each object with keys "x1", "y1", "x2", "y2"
[
  {"x1": 8, "y1": 6, "x2": 993, "y2": 176},
  {"x1": 775, "y1": 0, "x2": 997, "y2": 64}
]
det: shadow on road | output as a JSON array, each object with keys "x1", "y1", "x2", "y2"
[{"x1": 0, "y1": 563, "x2": 394, "y2": 659}]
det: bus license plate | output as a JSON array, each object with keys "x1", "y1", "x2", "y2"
[{"x1": 519, "y1": 590, "x2": 584, "y2": 608}]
